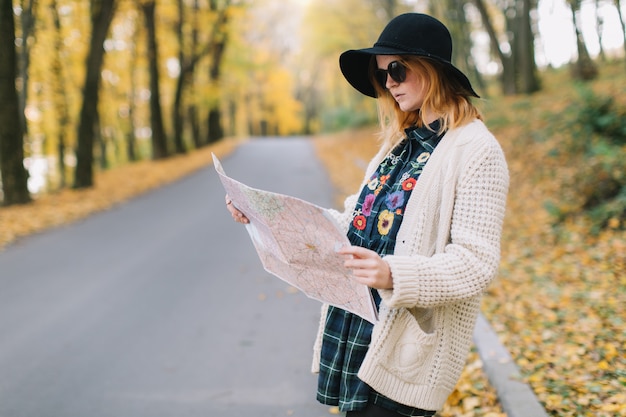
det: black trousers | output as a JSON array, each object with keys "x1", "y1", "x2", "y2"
[
  {"x1": 346, "y1": 403, "x2": 399, "y2": 417},
  {"x1": 346, "y1": 403, "x2": 435, "y2": 417}
]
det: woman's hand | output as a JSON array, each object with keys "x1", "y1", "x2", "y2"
[
  {"x1": 338, "y1": 246, "x2": 393, "y2": 289},
  {"x1": 225, "y1": 195, "x2": 249, "y2": 224}
]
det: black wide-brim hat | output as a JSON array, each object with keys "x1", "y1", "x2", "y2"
[{"x1": 339, "y1": 13, "x2": 479, "y2": 98}]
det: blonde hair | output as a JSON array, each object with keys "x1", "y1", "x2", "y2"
[{"x1": 370, "y1": 56, "x2": 482, "y2": 152}]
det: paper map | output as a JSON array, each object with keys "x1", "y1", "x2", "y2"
[{"x1": 212, "y1": 154, "x2": 377, "y2": 323}]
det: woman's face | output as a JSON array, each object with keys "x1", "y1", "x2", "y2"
[{"x1": 375, "y1": 55, "x2": 428, "y2": 113}]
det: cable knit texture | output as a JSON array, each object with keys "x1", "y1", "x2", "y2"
[{"x1": 311, "y1": 119, "x2": 509, "y2": 412}]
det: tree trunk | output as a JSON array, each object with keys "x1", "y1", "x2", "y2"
[
  {"x1": 615, "y1": 0, "x2": 626, "y2": 68},
  {"x1": 187, "y1": 0, "x2": 202, "y2": 149},
  {"x1": 207, "y1": 108, "x2": 223, "y2": 144},
  {"x1": 50, "y1": 0, "x2": 70, "y2": 188},
  {"x1": 94, "y1": 113, "x2": 108, "y2": 169},
  {"x1": 142, "y1": 0, "x2": 169, "y2": 160},
  {"x1": 471, "y1": 0, "x2": 516, "y2": 95},
  {"x1": 17, "y1": 0, "x2": 36, "y2": 141},
  {"x1": 73, "y1": 0, "x2": 116, "y2": 189},
  {"x1": 205, "y1": 0, "x2": 230, "y2": 144},
  {"x1": 172, "y1": 0, "x2": 187, "y2": 154},
  {"x1": 298, "y1": 81, "x2": 318, "y2": 135},
  {"x1": 516, "y1": 0, "x2": 540, "y2": 94},
  {"x1": 438, "y1": 0, "x2": 486, "y2": 95},
  {"x1": 188, "y1": 0, "x2": 200, "y2": 147},
  {"x1": 126, "y1": 16, "x2": 139, "y2": 162},
  {"x1": 594, "y1": 0, "x2": 606, "y2": 61},
  {"x1": 189, "y1": 105, "x2": 201, "y2": 148},
  {"x1": 206, "y1": 36, "x2": 226, "y2": 144},
  {"x1": 172, "y1": 68, "x2": 186, "y2": 154},
  {"x1": 568, "y1": 0, "x2": 598, "y2": 80},
  {"x1": 503, "y1": 2, "x2": 521, "y2": 95},
  {"x1": 0, "y1": 0, "x2": 30, "y2": 205}
]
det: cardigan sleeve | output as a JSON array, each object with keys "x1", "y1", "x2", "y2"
[{"x1": 379, "y1": 137, "x2": 509, "y2": 309}]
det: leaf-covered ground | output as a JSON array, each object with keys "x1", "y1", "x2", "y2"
[
  {"x1": 480, "y1": 68, "x2": 626, "y2": 417},
  {"x1": 313, "y1": 64, "x2": 626, "y2": 417}
]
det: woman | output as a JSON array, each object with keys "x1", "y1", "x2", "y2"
[{"x1": 226, "y1": 13, "x2": 509, "y2": 417}]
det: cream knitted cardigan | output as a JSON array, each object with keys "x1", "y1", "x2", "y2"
[{"x1": 312, "y1": 119, "x2": 509, "y2": 412}]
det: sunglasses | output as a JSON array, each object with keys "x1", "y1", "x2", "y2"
[{"x1": 374, "y1": 61, "x2": 408, "y2": 88}]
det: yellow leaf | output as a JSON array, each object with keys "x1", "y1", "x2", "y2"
[
  {"x1": 462, "y1": 396, "x2": 481, "y2": 411},
  {"x1": 599, "y1": 403, "x2": 624, "y2": 412},
  {"x1": 446, "y1": 389, "x2": 463, "y2": 406},
  {"x1": 602, "y1": 343, "x2": 618, "y2": 361},
  {"x1": 605, "y1": 393, "x2": 626, "y2": 404},
  {"x1": 607, "y1": 217, "x2": 620, "y2": 229}
]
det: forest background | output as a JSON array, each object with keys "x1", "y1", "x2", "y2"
[{"x1": 0, "y1": 0, "x2": 625, "y2": 416}]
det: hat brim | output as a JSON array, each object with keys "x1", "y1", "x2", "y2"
[{"x1": 339, "y1": 47, "x2": 479, "y2": 99}]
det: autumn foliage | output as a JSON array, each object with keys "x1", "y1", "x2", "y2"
[{"x1": 482, "y1": 64, "x2": 626, "y2": 417}]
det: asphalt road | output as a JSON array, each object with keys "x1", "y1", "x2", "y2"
[{"x1": 0, "y1": 138, "x2": 335, "y2": 417}]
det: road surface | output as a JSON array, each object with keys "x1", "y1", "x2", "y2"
[{"x1": 0, "y1": 138, "x2": 336, "y2": 417}]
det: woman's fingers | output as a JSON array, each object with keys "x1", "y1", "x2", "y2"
[
  {"x1": 337, "y1": 245, "x2": 392, "y2": 289},
  {"x1": 224, "y1": 195, "x2": 249, "y2": 224}
]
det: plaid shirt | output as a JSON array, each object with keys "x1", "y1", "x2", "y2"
[{"x1": 316, "y1": 123, "x2": 442, "y2": 416}]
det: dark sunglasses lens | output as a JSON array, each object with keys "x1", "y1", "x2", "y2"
[
  {"x1": 375, "y1": 70, "x2": 387, "y2": 88},
  {"x1": 374, "y1": 61, "x2": 406, "y2": 89},
  {"x1": 388, "y1": 61, "x2": 406, "y2": 83}
]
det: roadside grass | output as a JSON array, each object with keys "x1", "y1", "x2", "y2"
[{"x1": 0, "y1": 139, "x2": 239, "y2": 249}]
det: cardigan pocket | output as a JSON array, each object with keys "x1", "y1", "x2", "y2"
[{"x1": 377, "y1": 308, "x2": 438, "y2": 382}]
